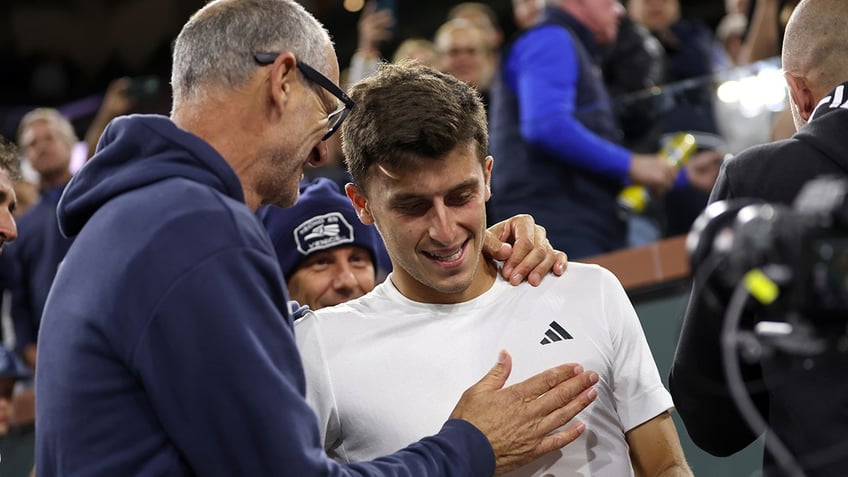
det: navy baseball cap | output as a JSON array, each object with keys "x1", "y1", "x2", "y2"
[{"x1": 259, "y1": 178, "x2": 382, "y2": 281}]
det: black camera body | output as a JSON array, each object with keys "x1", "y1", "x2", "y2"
[{"x1": 688, "y1": 175, "x2": 848, "y2": 322}]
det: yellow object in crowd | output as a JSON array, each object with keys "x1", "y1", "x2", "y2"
[{"x1": 618, "y1": 132, "x2": 698, "y2": 213}]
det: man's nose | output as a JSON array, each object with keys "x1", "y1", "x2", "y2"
[
  {"x1": 0, "y1": 212, "x2": 18, "y2": 244},
  {"x1": 428, "y1": 202, "x2": 457, "y2": 244},
  {"x1": 331, "y1": 263, "x2": 358, "y2": 289}
]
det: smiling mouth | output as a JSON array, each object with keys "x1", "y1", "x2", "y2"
[{"x1": 423, "y1": 240, "x2": 467, "y2": 262}]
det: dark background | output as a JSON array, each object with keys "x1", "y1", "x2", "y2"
[{"x1": 0, "y1": 0, "x2": 725, "y2": 139}]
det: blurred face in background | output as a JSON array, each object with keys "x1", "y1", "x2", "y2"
[
  {"x1": 627, "y1": 0, "x2": 679, "y2": 32},
  {"x1": 568, "y1": 0, "x2": 626, "y2": 45},
  {"x1": 512, "y1": 0, "x2": 544, "y2": 30},
  {"x1": 19, "y1": 119, "x2": 73, "y2": 186},
  {"x1": 393, "y1": 39, "x2": 439, "y2": 69},
  {"x1": 447, "y1": 5, "x2": 503, "y2": 51},
  {"x1": 435, "y1": 21, "x2": 493, "y2": 89}
]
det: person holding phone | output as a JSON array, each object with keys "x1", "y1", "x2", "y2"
[{"x1": 348, "y1": 1, "x2": 396, "y2": 85}]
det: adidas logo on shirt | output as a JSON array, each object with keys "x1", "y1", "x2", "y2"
[{"x1": 540, "y1": 321, "x2": 573, "y2": 345}]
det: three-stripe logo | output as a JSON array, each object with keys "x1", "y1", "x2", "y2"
[{"x1": 540, "y1": 321, "x2": 573, "y2": 345}]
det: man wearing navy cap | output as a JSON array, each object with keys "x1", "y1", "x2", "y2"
[{"x1": 260, "y1": 178, "x2": 385, "y2": 311}]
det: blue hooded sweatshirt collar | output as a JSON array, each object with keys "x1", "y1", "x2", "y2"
[{"x1": 58, "y1": 114, "x2": 244, "y2": 238}]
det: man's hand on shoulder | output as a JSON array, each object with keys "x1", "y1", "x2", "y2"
[{"x1": 484, "y1": 214, "x2": 567, "y2": 286}]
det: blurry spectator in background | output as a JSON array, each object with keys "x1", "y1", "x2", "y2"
[
  {"x1": 260, "y1": 178, "x2": 386, "y2": 311},
  {"x1": 434, "y1": 18, "x2": 496, "y2": 108},
  {"x1": 602, "y1": 15, "x2": 666, "y2": 153},
  {"x1": 8, "y1": 79, "x2": 137, "y2": 370},
  {"x1": 717, "y1": 0, "x2": 751, "y2": 69},
  {"x1": 9, "y1": 108, "x2": 76, "y2": 369},
  {"x1": 738, "y1": 0, "x2": 800, "y2": 141},
  {"x1": 488, "y1": 0, "x2": 686, "y2": 258},
  {"x1": 347, "y1": 1, "x2": 395, "y2": 86},
  {"x1": 444, "y1": 2, "x2": 504, "y2": 107},
  {"x1": 739, "y1": 0, "x2": 797, "y2": 65},
  {"x1": 711, "y1": 0, "x2": 776, "y2": 158},
  {"x1": 511, "y1": 0, "x2": 544, "y2": 31},
  {"x1": 627, "y1": 0, "x2": 719, "y2": 136},
  {"x1": 392, "y1": 38, "x2": 438, "y2": 68},
  {"x1": 600, "y1": 14, "x2": 670, "y2": 246},
  {"x1": 715, "y1": 13, "x2": 748, "y2": 68},
  {"x1": 446, "y1": 2, "x2": 503, "y2": 52},
  {"x1": 627, "y1": 0, "x2": 725, "y2": 238}
]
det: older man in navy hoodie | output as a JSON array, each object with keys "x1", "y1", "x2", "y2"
[{"x1": 35, "y1": 0, "x2": 599, "y2": 475}]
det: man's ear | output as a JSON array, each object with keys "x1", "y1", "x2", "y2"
[
  {"x1": 483, "y1": 156, "x2": 493, "y2": 202},
  {"x1": 784, "y1": 72, "x2": 816, "y2": 122},
  {"x1": 345, "y1": 183, "x2": 374, "y2": 225},
  {"x1": 266, "y1": 52, "x2": 299, "y2": 114}
]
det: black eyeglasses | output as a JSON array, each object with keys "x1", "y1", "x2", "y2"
[{"x1": 254, "y1": 52, "x2": 354, "y2": 141}]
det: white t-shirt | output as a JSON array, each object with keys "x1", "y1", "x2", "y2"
[{"x1": 295, "y1": 262, "x2": 673, "y2": 476}]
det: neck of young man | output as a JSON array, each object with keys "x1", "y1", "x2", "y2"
[{"x1": 392, "y1": 255, "x2": 500, "y2": 305}]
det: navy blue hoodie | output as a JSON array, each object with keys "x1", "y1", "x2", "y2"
[{"x1": 36, "y1": 115, "x2": 494, "y2": 476}]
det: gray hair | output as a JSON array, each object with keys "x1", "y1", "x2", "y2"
[
  {"x1": 17, "y1": 108, "x2": 78, "y2": 148},
  {"x1": 171, "y1": 0, "x2": 332, "y2": 106}
]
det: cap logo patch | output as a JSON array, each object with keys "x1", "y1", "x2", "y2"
[{"x1": 294, "y1": 212, "x2": 355, "y2": 255}]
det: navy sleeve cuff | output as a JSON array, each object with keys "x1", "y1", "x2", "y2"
[{"x1": 438, "y1": 419, "x2": 496, "y2": 476}]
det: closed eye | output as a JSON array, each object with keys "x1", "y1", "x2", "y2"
[
  {"x1": 445, "y1": 190, "x2": 476, "y2": 207},
  {"x1": 393, "y1": 201, "x2": 431, "y2": 216}
]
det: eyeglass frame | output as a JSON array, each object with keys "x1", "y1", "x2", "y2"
[{"x1": 254, "y1": 52, "x2": 355, "y2": 141}]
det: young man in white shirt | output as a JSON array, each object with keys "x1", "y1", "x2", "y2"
[{"x1": 296, "y1": 61, "x2": 691, "y2": 476}]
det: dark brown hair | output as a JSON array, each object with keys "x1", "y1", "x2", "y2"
[{"x1": 341, "y1": 61, "x2": 488, "y2": 190}]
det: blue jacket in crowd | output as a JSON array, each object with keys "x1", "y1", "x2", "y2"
[
  {"x1": 488, "y1": 7, "x2": 631, "y2": 258},
  {"x1": 35, "y1": 114, "x2": 494, "y2": 476}
]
